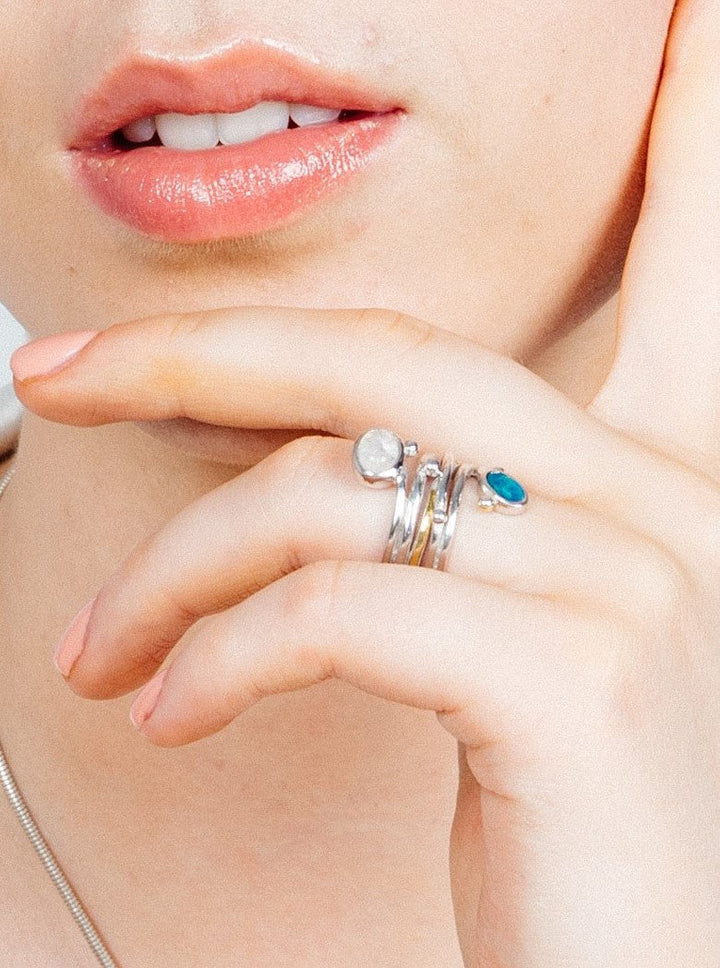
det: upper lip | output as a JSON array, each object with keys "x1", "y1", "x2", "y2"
[{"x1": 67, "y1": 40, "x2": 402, "y2": 150}]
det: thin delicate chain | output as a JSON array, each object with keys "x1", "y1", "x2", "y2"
[{"x1": 0, "y1": 462, "x2": 121, "y2": 968}]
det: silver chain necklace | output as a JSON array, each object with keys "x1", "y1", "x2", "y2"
[{"x1": 0, "y1": 462, "x2": 120, "y2": 967}]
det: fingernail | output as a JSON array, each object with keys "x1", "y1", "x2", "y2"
[
  {"x1": 130, "y1": 667, "x2": 170, "y2": 730},
  {"x1": 11, "y1": 331, "x2": 98, "y2": 381},
  {"x1": 54, "y1": 599, "x2": 94, "y2": 678}
]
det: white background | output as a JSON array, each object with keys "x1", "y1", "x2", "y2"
[{"x1": 0, "y1": 303, "x2": 28, "y2": 388}]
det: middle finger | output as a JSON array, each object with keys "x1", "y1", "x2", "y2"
[{"x1": 58, "y1": 434, "x2": 677, "y2": 698}]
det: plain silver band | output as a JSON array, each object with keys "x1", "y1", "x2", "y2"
[
  {"x1": 420, "y1": 454, "x2": 456, "y2": 569},
  {"x1": 405, "y1": 457, "x2": 443, "y2": 566},
  {"x1": 382, "y1": 463, "x2": 409, "y2": 563},
  {"x1": 392, "y1": 455, "x2": 441, "y2": 564},
  {"x1": 433, "y1": 462, "x2": 474, "y2": 571}
]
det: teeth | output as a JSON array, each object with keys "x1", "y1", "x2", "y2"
[
  {"x1": 133, "y1": 102, "x2": 346, "y2": 150},
  {"x1": 155, "y1": 112, "x2": 219, "y2": 151},
  {"x1": 289, "y1": 104, "x2": 342, "y2": 127},
  {"x1": 216, "y1": 101, "x2": 290, "y2": 146},
  {"x1": 122, "y1": 116, "x2": 157, "y2": 143}
]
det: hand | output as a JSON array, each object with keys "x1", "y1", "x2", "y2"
[{"x1": 11, "y1": 0, "x2": 720, "y2": 964}]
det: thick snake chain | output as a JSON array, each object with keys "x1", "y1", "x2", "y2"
[{"x1": 0, "y1": 462, "x2": 120, "y2": 968}]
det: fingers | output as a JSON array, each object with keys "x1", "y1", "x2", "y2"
[
  {"x1": 14, "y1": 307, "x2": 717, "y2": 560},
  {"x1": 591, "y1": 0, "x2": 720, "y2": 468},
  {"x1": 11, "y1": 306, "x2": 608, "y2": 501},
  {"x1": 126, "y1": 559, "x2": 615, "y2": 748},
  {"x1": 62, "y1": 435, "x2": 675, "y2": 700}
]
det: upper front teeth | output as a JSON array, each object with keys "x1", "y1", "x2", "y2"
[
  {"x1": 122, "y1": 116, "x2": 158, "y2": 143},
  {"x1": 288, "y1": 104, "x2": 344, "y2": 127},
  {"x1": 122, "y1": 101, "x2": 343, "y2": 149},
  {"x1": 155, "y1": 111, "x2": 222, "y2": 151},
  {"x1": 217, "y1": 101, "x2": 290, "y2": 146}
]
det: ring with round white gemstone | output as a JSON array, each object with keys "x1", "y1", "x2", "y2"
[
  {"x1": 353, "y1": 430, "x2": 529, "y2": 572},
  {"x1": 352, "y1": 428, "x2": 419, "y2": 562},
  {"x1": 352, "y1": 428, "x2": 418, "y2": 485}
]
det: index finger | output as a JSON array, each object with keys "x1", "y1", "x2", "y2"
[{"x1": 591, "y1": 0, "x2": 720, "y2": 469}]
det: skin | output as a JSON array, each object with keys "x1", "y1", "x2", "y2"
[{"x1": 3, "y1": 0, "x2": 718, "y2": 965}]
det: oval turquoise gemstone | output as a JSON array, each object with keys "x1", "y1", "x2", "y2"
[{"x1": 486, "y1": 471, "x2": 526, "y2": 504}]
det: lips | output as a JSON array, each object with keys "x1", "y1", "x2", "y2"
[{"x1": 66, "y1": 42, "x2": 405, "y2": 243}]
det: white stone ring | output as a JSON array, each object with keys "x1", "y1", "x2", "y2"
[{"x1": 352, "y1": 428, "x2": 528, "y2": 571}]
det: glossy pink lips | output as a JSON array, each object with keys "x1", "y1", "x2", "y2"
[
  {"x1": 66, "y1": 43, "x2": 405, "y2": 243},
  {"x1": 72, "y1": 114, "x2": 402, "y2": 243}
]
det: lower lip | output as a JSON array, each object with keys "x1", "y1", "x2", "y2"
[{"x1": 70, "y1": 112, "x2": 403, "y2": 243}]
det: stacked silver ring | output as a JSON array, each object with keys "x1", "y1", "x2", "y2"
[{"x1": 353, "y1": 428, "x2": 528, "y2": 571}]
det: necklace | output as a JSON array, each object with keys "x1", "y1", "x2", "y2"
[{"x1": 0, "y1": 462, "x2": 120, "y2": 967}]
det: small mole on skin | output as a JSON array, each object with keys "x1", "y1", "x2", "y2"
[
  {"x1": 344, "y1": 217, "x2": 371, "y2": 241},
  {"x1": 362, "y1": 21, "x2": 380, "y2": 48}
]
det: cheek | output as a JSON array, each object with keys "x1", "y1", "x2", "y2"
[
  {"x1": 439, "y1": 0, "x2": 675, "y2": 192},
  {"x1": 421, "y1": 0, "x2": 675, "y2": 342},
  {"x1": 0, "y1": 0, "x2": 109, "y2": 338}
]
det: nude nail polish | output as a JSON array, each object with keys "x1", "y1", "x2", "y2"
[
  {"x1": 130, "y1": 667, "x2": 170, "y2": 730},
  {"x1": 54, "y1": 600, "x2": 94, "y2": 678},
  {"x1": 10, "y1": 331, "x2": 98, "y2": 381}
]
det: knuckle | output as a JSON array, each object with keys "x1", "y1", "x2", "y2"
[
  {"x1": 158, "y1": 310, "x2": 209, "y2": 346},
  {"x1": 102, "y1": 534, "x2": 199, "y2": 658},
  {"x1": 273, "y1": 433, "x2": 335, "y2": 488},
  {"x1": 568, "y1": 618, "x2": 651, "y2": 736},
  {"x1": 633, "y1": 550, "x2": 693, "y2": 635},
  {"x1": 374, "y1": 307, "x2": 441, "y2": 353},
  {"x1": 274, "y1": 560, "x2": 350, "y2": 682},
  {"x1": 122, "y1": 535, "x2": 177, "y2": 610},
  {"x1": 130, "y1": 637, "x2": 176, "y2": 679},
  {"x1": 587, "y1": 600, "x2": 695, "y2": 741},
  {"x1": 278, "y1": 559, "x2": 348, "y2": 641},
  {"x1": 268, "y1": 436, "x2": 339, "y2": 567},
  {"x1": 600, "y1": 633, "x2": 675, "y2": 738},
  {"x1": 347, "y1": 307, "x2": 442, "y2": 357}
]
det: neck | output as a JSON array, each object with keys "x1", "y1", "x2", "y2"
[
  {"x1": 0, "y1": 414, "x2": 461, "y2": 962},
  {"x1": 0, "y1": 292, "x2": 616, "y2": 962}
]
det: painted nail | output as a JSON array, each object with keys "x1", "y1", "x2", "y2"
[
  {"x1": 10, "y1": 331, "x2": 98, "y2": 381},
  {"x1": 54, "y1": 599, "x2": 95, "y2": 678},
  {"x1": 130, "y1": 667, "x2": 170, "y2": 730}
]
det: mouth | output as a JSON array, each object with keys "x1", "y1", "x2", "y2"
[{"x1": 66, "y1": 41, "x2": 406, "y2": 244}]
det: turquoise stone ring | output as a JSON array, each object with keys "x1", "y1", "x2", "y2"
[{"x1": 478, "y1": 468, "x2": 528, "y2": 514}]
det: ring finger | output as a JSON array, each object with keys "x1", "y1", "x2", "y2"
[{"x1": 58, "y1": 434, "x2": 677, "y2": 699}]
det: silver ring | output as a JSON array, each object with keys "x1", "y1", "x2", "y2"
[
  {"x1": 417, "y1": 454, "x2": 456, "y2": 568},
  {"x1": 432, "y1": 462, "x2": 472, "y2": 571},
  {"x1": 396, "y1": 454, "x2": 442, "y2": 565},
  {"x1": 353, "y1": 429, "x2": 528, "y2": 572},
  {"x1": 352, "y1": 429, "x2": 418, "y2": 562}
]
